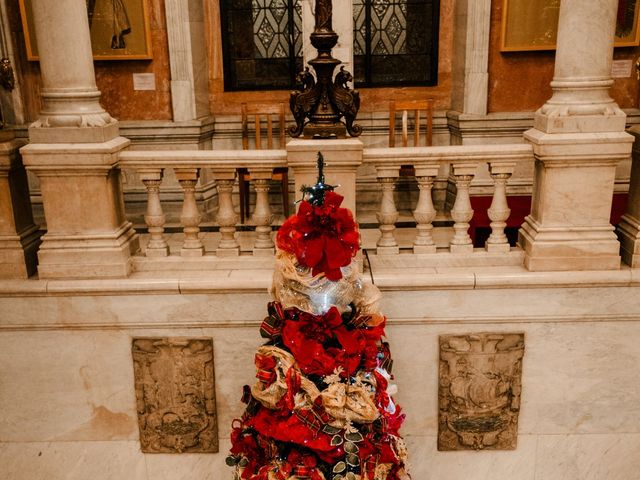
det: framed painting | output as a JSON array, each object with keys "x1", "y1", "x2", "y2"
[
  {"x1": 501, "y1": 0, "x2": 640, "y2": 51},
  {"x1": 19, "y1": 0, "x2": 153, "y2": 61}
]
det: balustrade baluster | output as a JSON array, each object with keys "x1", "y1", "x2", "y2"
[
  {"x1": 376, "y1": 168, "x2": 400, "y2": 255},
  {"x1": 215, "y1": 172, "x2": 240, "y2": 256},
  {"x1": 140, "y1": 168, "x2": 169, "y2": 257},
  {"x1": 250, "y1": 170, "x2": 275, "y2": 255},
  {"x1": 175, "y1": 168, "x2": 204, "y2": 256},
  {"x1": 450, "y1": 163, "x2": 477, "y2": 253},
  {"x1": 486, "y1": 162, "x2": 516, "y2": 253},
  {"x1": 413, "y1": 164, "x2": 439, "y2": 254}
]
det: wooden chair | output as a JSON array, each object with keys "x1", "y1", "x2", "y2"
[
  {"x1": 238, "y1": 102, "x2": 289, "y2": 223},
  {"x1": 388, "y1": 99, "x2": 435, "y2": 177},
  {"x1": 388, "y1": 99, "x2": 434, "y2": 148}
]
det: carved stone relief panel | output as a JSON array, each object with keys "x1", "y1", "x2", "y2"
[
  {"x1": 438, "y1": 333, "x2": 524, "y2": 451},
  {"x1": 132, "y1": 337, "x2": 218, "y2": 453}
]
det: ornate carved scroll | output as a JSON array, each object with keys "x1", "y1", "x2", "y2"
[
  {"x1": 132, "y1": 337, "x2": 218, "y2": 453},
  {"x1": 438, "y1": 333, "x2": 524, "y2": 451}
]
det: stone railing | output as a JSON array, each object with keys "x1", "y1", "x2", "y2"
[
  {"x1": 363, "y1": 144, "x2": 534, "y2": 255},
  {"x1": 118, "y1": 149, "x2": 286, "y2": 258},
  {"x1": 120, "y1": 145, "x2": 535, "y2": 263}
]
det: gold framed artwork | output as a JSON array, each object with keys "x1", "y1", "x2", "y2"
[
  {"x1": 18, "y1": 0, "x2": 153, "y2": 61},
  {"x1": 501, "y1": 0, "x2": 640, "y2": 51}
]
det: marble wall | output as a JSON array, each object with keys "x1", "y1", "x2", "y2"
[
  {"x1": 94, "y1": 0, "x2": 172, "y2": 121},
  {"x1": 8, "y1": 0, "x2": 638, "y2": 124},
  {"x1": 1, "y1": 277, "x2": 640, "y2": 479},
  {"x1": 487, "y1": 0, "x2": 640, "y2": 113}
]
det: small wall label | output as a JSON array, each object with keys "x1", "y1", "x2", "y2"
[
  {"x1": 611, "y1": 60, "x2": 633, "y2": 78},
  {"x1": 133, "y1": 73, "x2": 156, "y2": 91}
]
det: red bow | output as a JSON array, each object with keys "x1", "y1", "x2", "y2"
[{"x1": 277, "y1": 191, "x2": 359, "y2": 280}]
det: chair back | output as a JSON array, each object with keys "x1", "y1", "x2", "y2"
[
  {"x1": 241, "y1": 102, "x2": 286, "y2": 150},
  {"x1": 388, "y1": 99, "x2": 434, "y2": 147}
]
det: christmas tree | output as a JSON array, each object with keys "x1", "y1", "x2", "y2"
[{"x1": 227, "y1": 154, "x2": 410, "y2": 480}]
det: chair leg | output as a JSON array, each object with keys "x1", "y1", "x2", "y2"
[
  {"x1": 244, "y1": 178, "x2": 251, "y2": 221},
  {"x1": 239, "y1": 173, "x2": 247, "y2": 224},
  {"x1": 281, "y1": 171, "x2": 289, "y2": 218}
]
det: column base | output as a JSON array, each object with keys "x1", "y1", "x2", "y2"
[
  {"x1": 37, "y1": 222, "x2": 139, "y2": 279},
  {"x1": 253, "y1": 247, "x2": 275, "y2": 257},
  {"x1": 618, "y1": 214, "x2": 640, "y2": 268},
  {"x1": 413, "y1": 244, "x2": 437, "y2": 254},
  {"x1": 0, "y1": 226, "x2": 41, "y2": 279},
  {"x1": 216, "y1": 247, "x2": 240, "y2": 257},
  {"x1": 22, "y1": 135, "x2": 139, "y2": 279},
  {"x1": 376, "y1": 245, "x2": 400, "y2": 255},
  {"x1": 28, "y1": 123, "x2": 119, "y2": 144},
  {"x1": 145, "y1": 246, "x2": 170, "y2": 257},
  {"x1": 181, "y1": 247, "x2": 205, "y2": 257},
  {"x1": 450, "y1": 244, "x2": 473, "y2": 254},
  {"x1": 519, "y1": 217, "x2": 621, "y2": 271},
  {"x1": 486, "y1": 242, "x2": 511, "y2": 254}
]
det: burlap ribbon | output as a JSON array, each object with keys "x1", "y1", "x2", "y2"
[
  {"x1": 251, "y1": 346, "x2": 320, "y2": 410},
  {"x1": 251, "y1": 346, "x2": 380, "y2": 429}
]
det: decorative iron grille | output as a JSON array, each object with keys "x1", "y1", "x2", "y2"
[
  {"x1": 221, "y1": 0, "x2": 303, "y2": 91},
  {"x1": 354, "y1": 0, "x2": 439, "y2": 87},
  {"x1": 220, "y1": 0, "x2": 439, "y2": 91}
]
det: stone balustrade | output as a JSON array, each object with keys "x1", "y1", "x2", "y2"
[
  {"x1": 118, "y1": 149, "x2": 286, "y2": 258},
  {"x1": 8, "y1": 138, "x2": 636, "y2": 277},
  {"x1": 363, "y1": 144, "x2": 533, "y2": 257}
]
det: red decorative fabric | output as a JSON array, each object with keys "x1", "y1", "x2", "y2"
[
  {"x1": 281, "y1": 306, "x2": 386, "y2": 377},
  {"x1": 247, "y1": 407, "x2": 345, "y2": 464},
  {"x1": 276, "y1": 191, "x2": 359, "y2": 280}
]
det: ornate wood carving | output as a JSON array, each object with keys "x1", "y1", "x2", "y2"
[
  {"x1": 438, "y1": 333, "x2": 524, "y2": 451},
  {"x1": 132, "y1": 337, "x2": 218, "y2": 453}
]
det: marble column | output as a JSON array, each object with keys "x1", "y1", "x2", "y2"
[
  {"x1": 452, "y1": 0, "x2": 491, "y2": 116},
  {"x1": 20, "y1": 0, "x2": 138, "y2": 279},
  {"x1": 165, "y1": 0, "x2": 210, "y2": 121},
  {"x1": 518, "y1": 0, "x2": 633, "y2": 271},
  {"x1": 28, "y1": 0, "x2": 115, "y2": 141},
  {"x1": 0, "y1": 132, "x2": 40, "y2": 278},
  {"x1": 448, "y1": 0, "x2": 491, "y2": 145}
]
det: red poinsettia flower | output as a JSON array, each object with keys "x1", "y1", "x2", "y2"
[
  {"x1": 276, "y1": 191, "x2": 359, "y2": 280},
  {"x1": 280, "y1": 307, "x2": 386, "y2": 377}
]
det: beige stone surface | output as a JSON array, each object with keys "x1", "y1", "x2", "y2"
[
  {"x1": 405, "y1": 434, "x2": 537, "y2": 480},
  {"x1": 21, "y1": 137, "x2": 140, "y2": 279},
  {"x1": 520, "y1": 131, "x2": 633, "y2": 271},
  {"x1": 0, "y1": 270, "x2": 639, "y2": 479},
  {"x1": 534, "y1": 434, "x2": 640, "y2": 480},
  {"x1": 0, "y1": 440, "x2": 148, "y2": 480},
  {"x1": 287, "y1": 138, "x2": 363, "y2": 213}
]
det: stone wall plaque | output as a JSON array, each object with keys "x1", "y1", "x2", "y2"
[
  {"x1": 438, "y1": 333, "x2": 524, "y2": 451},
  {"x1": 132, "y1": 337, "x2": 218, "y2": 453}
]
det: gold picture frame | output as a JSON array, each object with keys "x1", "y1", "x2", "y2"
[
  {"x1": 19, "y1": 0, "x2": 153, "y2": 61},
  {"x1": 501, "y1": 0, "x2": 640, "y2": 52}
]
